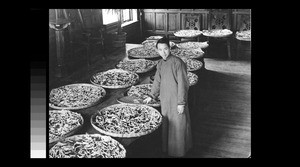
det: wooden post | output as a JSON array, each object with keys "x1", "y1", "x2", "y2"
[
  {"x1": 49, "y1": 18, "x2": 71, "y2": 78},
  {"x1": 139, "y1": 9, "x2": 143, "y2": 41},
  {"x1": 227, "y1": 37, "x2": 231, "y2": 60}
]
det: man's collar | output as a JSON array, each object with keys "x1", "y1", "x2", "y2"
[{"x1": 163, "y1": 54, "x2": 172, "y2": 61}]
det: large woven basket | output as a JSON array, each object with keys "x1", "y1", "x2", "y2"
[
  {"x1": 91, "y1": 103, "x2": 162, "y2": 138},
  {"x1": 49, "y1": 110, "x2": 84, "y2": 144},
  {"x1": 90, "y1": 69, "x2": 139, "y2": 89},
  {"x1": 115, "y1": 59, "x2": 157, "y2": 74},
  {"x1": 49, "y1": 133, "x2": 126, "y2": 158},
  {"x1": 49, "y1": 83, "x2": 106, "y2": 110}
]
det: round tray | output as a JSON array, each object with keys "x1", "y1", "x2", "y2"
[
  {"x1": 236, "y1": 36, "x2": 251, "y2": 41},
  {"x1": 142, "y1": 40, "x2": 176, "y2": 49},
  {"x1": 176, "y1": 41, "x2": 209, "y2": 49},
  {"x1": 236, "y1": 31, "x2": 251, "y2": 41},
  {"x1": 171, "y1": 48, "x2": 205, "y2": 59},
  {"x1": 150, "y1": 72, "x2": 198, "y2": 86},
  {"x1": 125, "y1": 84, "x2": 161, "y2": 107},
  {"x1": 49, "y1": 133, "x2": 126, "y2": 158},
  {"x1": 202, "y1": 29, "x2": 233, "y2": 38},
  {"x1": 117, "y1": 96, "x2": 161, "y2": 107},
  {"x1": 146, "y1": 36, "x2": 163, "y2": 40},
  {"x1": 49, "y1": 83, "x2": 106, "y2": 110},
  {"x1": 115, "y1": 59, "x2": 157, "y2": 74},
  {"x1": 187, "y1": 72, "x2": 199, "y2": 86},
  {"x1": 174, "y1": 30, "x2": 202, "y2": 38},
  {"x1": 91, "y1": 103, "x2": 162, "y2": 138},
  {"x1": 127, "y1": 47, "x2": 160, "y2": 59},
  {"x1": 49, "y1": 110, "x2": 84, "y2": 144},
  {"x1": 90, "y1": 69, "x2": 139, "y2": 89},
  {"x1": 184, "y1": 58, "x2": 203, "y2": 72},
  {"x1": 127, "y1": 47, "x2": 161, "y2": 59}
]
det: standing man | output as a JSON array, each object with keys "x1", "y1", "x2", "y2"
[{"x1": 144, "y1": 36, "x2": 192, "y2": 158}]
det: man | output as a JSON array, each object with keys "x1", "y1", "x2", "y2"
[{"x1": 144, "y1": 36, "x2": 192, "y2": 158}]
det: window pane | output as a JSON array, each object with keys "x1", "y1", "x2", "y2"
[
  {"x1": 102, "y1": 9, "x2": 119, "y2": 25},
  {"x1": 122, "y1": 9, "x2": 130, "y2": 22},
  {"x1": 132, "y1": 9, "x2": 138, "y2": 21}
]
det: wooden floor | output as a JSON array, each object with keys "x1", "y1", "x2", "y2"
[
  {"x1": 127, "y1": 58, "x2": 251, "y2": 158},
  {"x1": 187, "y1": 58, "x2": 251, "y2": 158},
  {"x1": 49, "y1": 45, "x2": 251, "y2": 158}
]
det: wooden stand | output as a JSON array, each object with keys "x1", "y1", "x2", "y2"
[
  {"x1": 205, "y1": 36, "x2": 232, "y2": 60},
  {"x1": 49, "y1": 18, "x2": 71, "y2": 78},
  {"x1": 236, "y1": 37, "x2": 251, "y2": 60}
]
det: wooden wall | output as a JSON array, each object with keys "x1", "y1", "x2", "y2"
[
  {"x1": 49, "y1": 9, "x2": 104, "y2": 76},
  {"x1": 142, "y1": 9, "x2": 209, "y2": 40},
  {"x1": 142, "y1": 9, "x2": 251, "y2": 40},
  {"x1": 49, "y1": 9, "x2": 250, "y2": 78},
  {"x1": 142, "y1": 9, "x2": 251, "y2": 59},
  {"x1": 49, "y1": 9, "x2": 141, "y2": 78},
  {"x1": 49, "y1": 9, "x2": 103, "y2": 47},
  {"x1": 232, "y1": 9, "x2": 251, "y2": 31},
  {"x1": 123, "y1": 21, "x2": 142, "y2": 44}
]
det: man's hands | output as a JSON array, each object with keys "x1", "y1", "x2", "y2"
[
  {"x1": 144, "y1": 97, "x2": 185, "y2": 115},
  {"x1": 177, "y1": 105, "x2": 185, "y2": 114}
]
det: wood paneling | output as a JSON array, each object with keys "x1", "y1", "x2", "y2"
[
  {"x1": 155, "y1": 13, "x2": 165, "y2": 31},
  {"x1": 234, "y1": 9, "x2": 251, "y2": 13},
  {"x1": 237, "y1": 14, "x2": 251, "y2": 31},
  {"x1": 80, "y1": 9, "x2": 102, "y2": 29},
  {"x1": 167, "y1": 13, "x2": 178, "y2": 32},
  {"x1": 143, "y1": 9, "x2": 209, "y2": 38},
  {"x1": 232, "y1": 9, "x2": 251, "y2": 31},
  {"x1": 181, "y1": 13, "x2": 203, "y2": 30},
  {"x1": 208, "y1": 10, "x2": 231, "y2": 30},
  {"x1": 122, "y1": 21, "x2": 141, "y2": 44},
  {"x1": 202, "y1": 13, "x2": 208, "y2": 30},
  {"x1": 49, "y1": 9, "x2": 56, "y2": 20},
  {"x1": 144, "y1": 12, "x2": 153, "y2": 30},
  {"x1": 49, "y1": 9, "x2": 143, "y2": 79},
  {"x1": 142, "y1": 9, "x2": 251, "y2": 35}
]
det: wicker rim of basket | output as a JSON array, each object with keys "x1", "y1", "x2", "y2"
[
  {"x1": 202, "y1": 30, "x2": 233, "y2": 38},
  {"x1": 116, "y1": 98, "x2": 161, "y2": 107},
  {"x1": 142, "y1": 40, "x2": 176, "y2": 48},
  {"x1": 236, "y1": 36, "x2": 251, "y2": 41},
  {"x1": 90, "y1": 104, "x2": 162, "y2": 138},
  {"x1": 188, "y1": 72, "x2": 199, "y2": 86},
  {"x1": 50, "y1": 133, "x2": 126, "y2": 158},
  {"x1": 90, "y1": 69, "x2": 139, "y2": 89},
  {"x1": 116, "y1": 59, "x2": 157, "y2": 74},
  {"x1": 127, "y1": 47, "x2": 161, "y2": 58},
  {"x1": 49, "y1": 84, "x2": 106, "y2": 110},
  {"x1": 174, "y1": 30, "x2": 202, "y2": 38},
  {"x1": 187, "y1": 59, "x2": 203, "y2": 71},
  {"x1": 124, "y1": 85, "x2": 161, "y2": 107},
  {"x1": 49, "y1": 110, "x2": 84, "y2": 144},
  {"x1": 175, "y1": 53, "x2": 204, "y2": 59},
  {"x1": 176, "y1": 42, "x2": 209, "y2": 49}
]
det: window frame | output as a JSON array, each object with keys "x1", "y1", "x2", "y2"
[
  {"x1": 102, "y1": 9, "x2": 138, "y2": 26},
  {"x1": 102, "y1": 9, "x2": 119, "y2": 25},
  {"x1": 121, "y1": 9, "x2": 133, "y2": 24}
]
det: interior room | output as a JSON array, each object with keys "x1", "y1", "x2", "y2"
[{"x1": 48, "y1": 9, "x2": 251, "y2": 158}]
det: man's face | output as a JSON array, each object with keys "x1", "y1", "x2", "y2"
[{"x1": 156, "y1": 43, "x2": 170, "y2": 60}]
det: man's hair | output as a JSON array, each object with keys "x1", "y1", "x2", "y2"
[{"x1": 156, "y1": 36, "x2": 170, "y2": 48}]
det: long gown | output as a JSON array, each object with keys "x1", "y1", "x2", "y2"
[{"x1": 150, "y1": 54, "x2": 192, "y2": 157}]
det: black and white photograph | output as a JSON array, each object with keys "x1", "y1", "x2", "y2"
[{"x1": 48, "y1": 9, "x2": 251, "y2": 158}]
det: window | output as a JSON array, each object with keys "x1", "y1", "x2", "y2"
[
  {"x1": 122, "y1": 9, "x2": 131, "y2": 22},
  {"x1": 102, "y1": 9, "x2": 119, "y2": 25},
  {"x1": 122, "y1": 9, "x2": 138, "y2": 26},
  {"x1": 102, "y1": 9, "x2": 138, "y2": 25}
]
